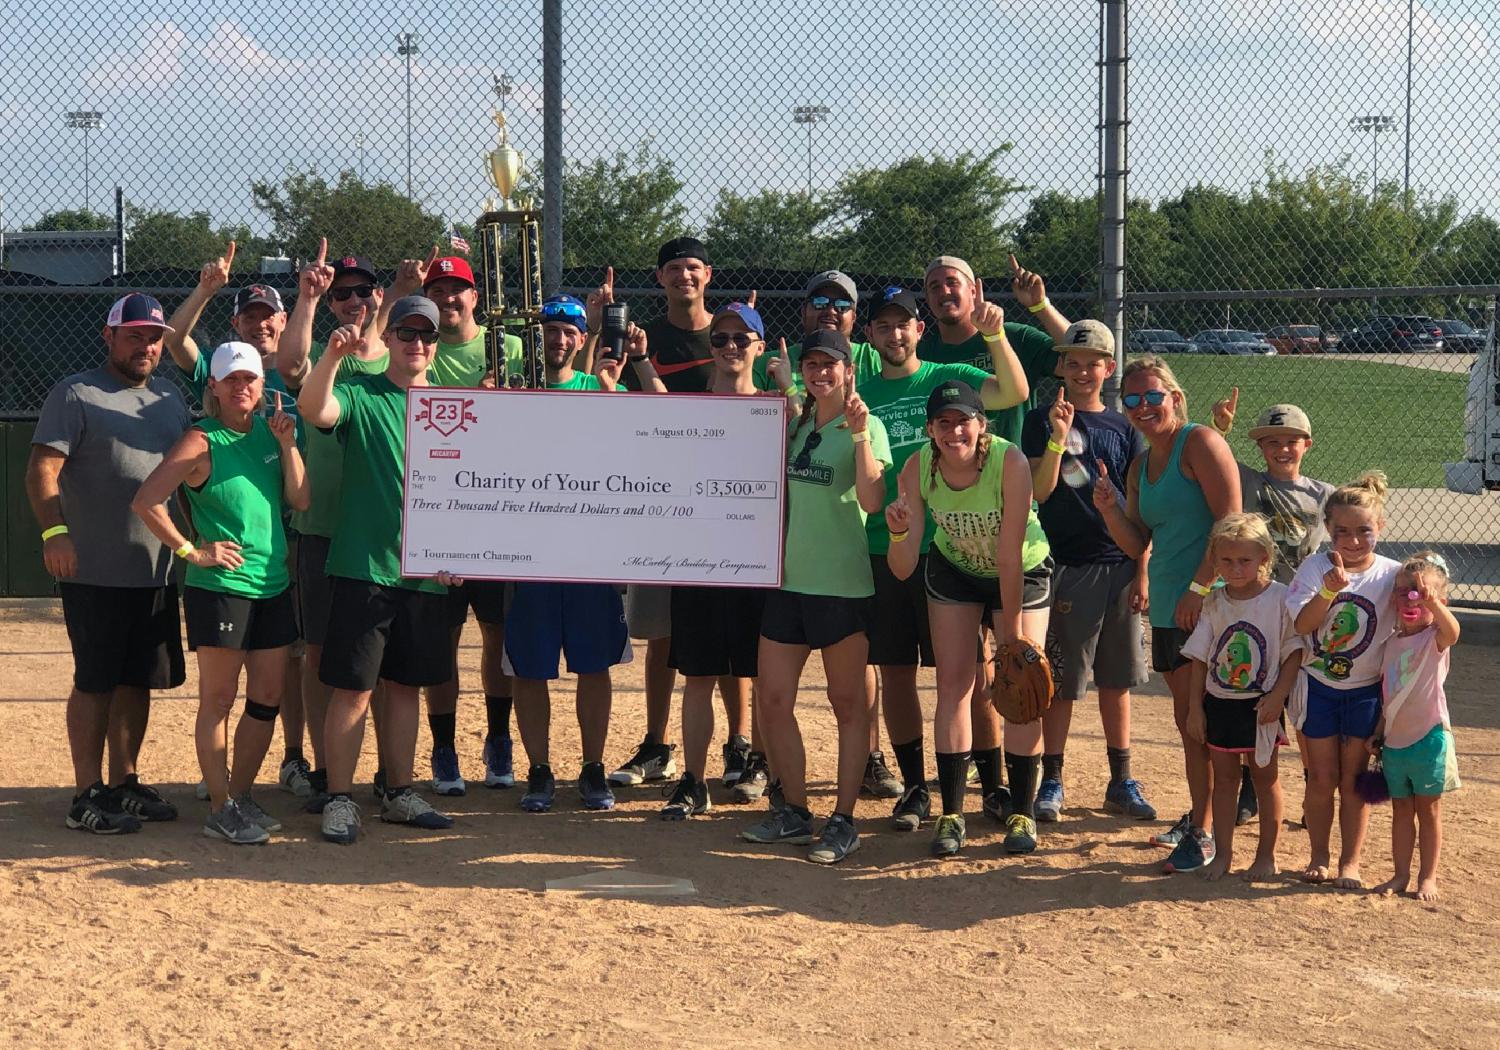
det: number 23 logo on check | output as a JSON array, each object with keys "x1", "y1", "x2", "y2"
[{"x1": 416, "y1": 396, "x2": 478, "y2": 437}]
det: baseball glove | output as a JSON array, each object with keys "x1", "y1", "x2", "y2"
[{"x1": 991, "y1": 636, "x2": 1054, "y2": 724}]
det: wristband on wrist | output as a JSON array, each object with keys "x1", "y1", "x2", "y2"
[
  {"x1": 1188, "y1": 580, "x2": 1213, "y2": 597},
  {"x1": 1045, "y1": 439, "x2": 1067, "y2": 455},
  {"x1": 982, "y1": 331, "x2": 1004, "y2": 343},
  {"x1": 174, "y1": 543, "x2": 195, "y2": 560},
  {"x1": 889, "y1": 529, "x2": 910, "y2": 544},
  {"x1": 1026, "y1": 298, "x2": 1050, "y2": 314},
  {"x1": 627, "y1": 354, "x2": 649, "y2": 364},
  {"x1": 41, "y1": 524, "x2": 68, "y2": 541},
  {"x1": 1211, "y1": 418, "x2": 1231, "y2": 436},
  {"x1": 851, "y1": 431, "x2": 869, "y2": 444},
  {"x1": 1318, "y1": 586, "x2": 1337, "y2": 601}
]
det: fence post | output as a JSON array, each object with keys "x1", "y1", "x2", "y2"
[
  {"x1": 542, "y1": 0, "x2": 564, "y2": 295},
  {"x1": 1099, "y1": 0, "x2": 1128, "y2": 406}
]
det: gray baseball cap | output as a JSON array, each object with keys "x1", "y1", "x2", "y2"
[
  {"x1": 804, "y1": 270, "x2": 858, "y2": 304},
  {"x1": 388, "y1": 295, "x2": 440, "y2": 328},
  {"x1": 1248, "y1": 404, "x2": 1312, "y2": 440}
]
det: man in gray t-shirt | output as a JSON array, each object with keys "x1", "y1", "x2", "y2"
[{"x1": 27, "y1": 293, "x2": 191, "y2": 834}]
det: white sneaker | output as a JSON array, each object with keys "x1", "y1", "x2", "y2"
[
  {"x1": 235, "y1": 792, "x2": 283, "y2": 833},
  {"x1": 321, "y1": 796, "x2": 361, "y2": 844},
  {"x1": 279, "y1": 757, "x2": 313, "y2": 798}
]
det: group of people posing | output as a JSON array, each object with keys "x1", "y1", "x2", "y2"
[{"x1": 26, "y1": 237, "x2": 1460, "y2": 899}]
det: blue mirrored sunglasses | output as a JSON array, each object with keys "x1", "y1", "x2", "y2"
[
  {"x1": 1121, "y1": 390, "x2": 1169, "y2": 410},
  {"x1": 541, "y1": 301, "x2": 586, "y2": 321}
]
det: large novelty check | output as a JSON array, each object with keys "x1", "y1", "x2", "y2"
[{"x1": 400, "y1": 389, "x2": 787, "y2": 586}]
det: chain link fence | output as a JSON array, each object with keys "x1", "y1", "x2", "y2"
[{"x1": 2, "y1": 0, "x2": 1498, "y2": 599}]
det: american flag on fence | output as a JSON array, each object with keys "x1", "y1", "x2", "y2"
[{"x1": 446, "y1": 222, "x2": 471, "y2": 254}]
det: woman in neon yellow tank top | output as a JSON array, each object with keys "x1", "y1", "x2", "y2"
[
  {"x1": 133, "y1": 343, "x2": 309, "y2": 845},
  {"x1": 886, "y1": 381, "x2": 1053, "y2": 858}
]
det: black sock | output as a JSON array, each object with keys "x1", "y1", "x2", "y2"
[
  {"x1": 642, "y1": 731, "x2": 660, "y2": 748},
  {"x1": 972, "y1": 747, "x2": 1003, "y2": 796},
  {"x1": 485, "y1": 694, "x2": 512, "y2": 739},
  {"x1": 429, "y1": 711, "x2": 457, "y2": 751},
  {"x1": 1042, "y1": 752, "x2": 1064, "y2": 783},
  {"x1": 1241, "y1": 763, "x2": 1254, "y2": 788},
  {"x1": 1005, "y1": 752, "x2": 1041, "y2": 818},
  {"x1": 282, "y1": 746, "x2": 304, "y2": 765},
  {"x1": 1106, "y1": 746, "x2": 1132, "y2": 784},
  {"x1": 935, "y1": 751, "x2": 970, "y2": 815},
  {"x1": 892, "y1": 737, "x2": 925, "y2": 789}
]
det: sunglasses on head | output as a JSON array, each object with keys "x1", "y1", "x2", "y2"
[
  {"x1": 392, "y1": 325, "x2": 438, "y2": 344},
  {"x1": 793, "y1": 430, "x2": 823, "y2": 471},
  {"x1": 710, "y1": 332, "x2": 761, "y2": 349},
  {"x1": 807, "y1": 295, "x2": 854, "y2": 313},
  {"x1": 541, "y1": 301, "x2": 586, "y2": 323},
  {"x1": 1121, "y1": 390, "x2": 1169, "y2": 410},
  {"x1": 330, "y1": 284, "x2": 376, "y2": 302}
]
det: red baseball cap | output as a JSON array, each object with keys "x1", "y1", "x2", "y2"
[{"x1": 424, "y1": 256, "x2": 475, "y2": 289}]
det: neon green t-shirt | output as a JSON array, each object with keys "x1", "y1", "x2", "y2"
[
  {"x1": 292, "y1": 341, "x2": 389, "y2": 538},
  {"x1": 752, "y1": 339, "x2": 881, "y2": 393},
  {"x1": 428, "y1": 325, "x2": 524, "y2": 388},
  {"x1": 918, "y1": 435, "x2": 1050, "y2": 578},
  {"x1": 547, "y1": 372, "x2": 608, "y2": 391},
  {"x1": 183, "y1": 417, "x2": 289, "y2": 598},
  {"x1": 916, "y1": 321, "x2": 1056, "y2": 445},
  {"x1": 782, "y1": 413, "x2": 892, "y2": 598}
]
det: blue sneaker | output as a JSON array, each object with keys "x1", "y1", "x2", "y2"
[
  {"x1": 578, "y1": 761, "x2": 616, "y2": 811},
  {"x1": 521, "y1": 765, "x2": 556, "y2": 813},
  {"x1": 1151, "y1": 811, "x2": 1192, "y2": 848},
  {"x1": 1035, "y1": 778, "x2": 1064, "y2": 823},
  {"x1": 484, "y1": 735, "x2": 515, "y2": 788},
  {"x1": 1104, "y1": 778, "x2": 1157, "y2": 820},
  {"x1": 430, "y1": 746, "x2": 466, "y2": 797},
  {"x1": 1162, "y1": 826, "x2": 1215, "y2": 873}
]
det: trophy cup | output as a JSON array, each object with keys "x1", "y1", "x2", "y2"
[{"x1": 478, "y1": 75, "x2": 543, "y2": 388}]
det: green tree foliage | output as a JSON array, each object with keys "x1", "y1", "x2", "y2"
[
  {"x1": 124, "y1": 207, "x2": 255, "y2": 273},
  {"x1": 250, "y1": 170, "x2": 445, "y2": 266},
  {"x1": 26, "y1": 209, "x2": 112, "y2": 231},
  {"x1": 705, "y1": 189, "x2": 830, "y2": 270}
]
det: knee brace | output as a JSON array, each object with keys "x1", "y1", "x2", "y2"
[{"x1": 245, "y1": 699, "x2": 280, "y2": 722}]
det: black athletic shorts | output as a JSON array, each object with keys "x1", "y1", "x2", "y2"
[
  {"x1": 319, "y1": 577, "x2": 455, "y2": 691},
  {"x1": 924, "y1": 550, "x2": 1053, "y2": 619},
  {"x1": 1205, "y1": 693, "x2": 1287, "y2": 754},
  {"x1": 668, "y1": 585, "x2": 768, "y2": 678},
  {"x1": 295, "y1": 532, "x2": 335, "y2": 647},
  {"x1": 184, "y1": 585, "x2": 298, "y2": 652},
  {"x1": 759, "y1": 590, "x2": 869, "y2": 650},
  {"x1": 446, "y1": 579, "x2": 509, "y2": 629},
  {"x1": 1151, "y1": 625, "x2": 1194, "y2": 674},
  {"x1": 867, "y1": 553, "x2": 934, "y2": 667},
  {"x1": 59, "y1": 582, "x2": 186, "y2": 694}
]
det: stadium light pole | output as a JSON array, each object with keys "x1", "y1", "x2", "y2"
[
  {"x1": 1349, "y1": 115, "x2": 1395, "y2": 199},
  {"x1": 355, "y1": 132, "x2": 366, "y2": 181},
  {"x1": 396, "y1": 32, "x2": 418, "y2": 199},
  {"x1": 792, "y1": 105, "x2": 830, "y2": 198},
  {"x1": 64, "y1": 110, "x2": 103, "y2": 213},
  {"x1": 1403, "y1": 0, "x2": 1413, "y2": 205}
]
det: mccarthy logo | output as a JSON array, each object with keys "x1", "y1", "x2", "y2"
[{"x1": 416, "y1": 396, "x2": 478, "y2": 437}]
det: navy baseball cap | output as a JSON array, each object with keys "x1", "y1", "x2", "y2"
[
  {"x1": 712, "y1": 302, "x2": 765, "y2": 338},
  {"x1": 541, "y1": 295, "x2": 588, "y2": 333},
  {"x1": 926, "y1": 380, "x2": 985, "y2": 421},
  {"x1": 656, "y1": 237, "x2": 709, "y2": 268},
  {"x1": 800, "y1": 329, "x2": 852, "y2": 364},
  {"x1": 867, "y1": 285, "x2": 920, "y2": 323},
  {"x1": 233, "y1": 284, "x2": 286, "y2": 315},
  {"x1": 332, "y1": 254, "x2": 377, "y2": 282},
  {"x1": 106, "y1": 293, "x2": 173, "y2": 332}
]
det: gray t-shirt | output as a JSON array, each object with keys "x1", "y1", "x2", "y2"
[
  {"x1": 1237, "y1": 464, "x2": 1336, "y2": 584},
  {"x1": 33, "y1": 366, "x2": 191, "y2": 588}
]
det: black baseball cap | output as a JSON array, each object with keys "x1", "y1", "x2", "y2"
[
  {"x1": 867, "y1": 285, "x2": 920, "y2": 324},
  {"x1": 233, "y1": 284, "x2": 286, "y2": 314},
  {"x1": 926, "y1": 380, "x2": 985, "y2": 421},
  {"x1": 800, "y1": 329, "x2": 852, "y2": 363},
  {"x1": 657, "y1": 237, "x2": 709, "y2": 268},
  {"x1": 332, "y1": 254, "x2": 377, "y2": 283}
]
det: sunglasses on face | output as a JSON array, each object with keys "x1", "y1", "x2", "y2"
[
  {"x1": 541, "y1": 301, "x2": 586, "y2": 323},
  {"x1": 330, "y1": 284, "x2": 376, "y2": 302},
  {"x1": 1121, "y1": 390, "x2": 1169, "y2": 410},
  {"x1": 710, "y1": 332, "x2": 761, "y2": 349},
  {"x1": 392, "y1": 326, "x2": 439, "y2": 344},
  {"x1": 807, "y1": 295, "x2": 854, "y2": 313},
  {"x1": 793, "y1": 430, "x2": 823, "y2": 471}
]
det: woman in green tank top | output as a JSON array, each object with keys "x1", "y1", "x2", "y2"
[
  {"x1": 886, "y1": 381, "x2": 1053, "y2": 858},
  {"x1": 133, "y1": 342, "x2": 309, "y2": 845}
]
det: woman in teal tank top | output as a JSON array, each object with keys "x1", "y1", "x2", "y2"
[
  {"x1": 133, "y1": 342, "x2": 309, "y2": 845},
  {"x1": 885, "y1": 381, "x2": 1053, "y2": 858},
  {"x1": 1093, "y1": 355, "x2": 1240, "y2": 872}
]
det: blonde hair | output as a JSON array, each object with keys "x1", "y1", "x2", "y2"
[
  {"x1": 1324, "y1": 470, "x2": 1389, "y2": 523},
  {"x1": 1121, "y1": 354, "x2": 1188, "y2": 424},
  {"x1": 1399, "y1": 549, "x2": 1450, "y2": 601},
  {"x1": 1208, "y1": 512, "x2": 1276, "y2": 584}
]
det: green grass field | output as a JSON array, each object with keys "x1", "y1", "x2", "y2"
[{"x1": 1148, "y1": 354, "x2": 1467, "y2": 489}]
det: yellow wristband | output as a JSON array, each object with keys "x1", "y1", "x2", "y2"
[
  {"x1": 1318, "y1": 586, "x2": 1337, "y2": 601},
  {"x1": 1188, "y1": 581, "x2": 1213, "y2": 597},
  {"x1": 41, "y1": 525, "x2": 69, "y2": 541},
  {"x1": 1027, "y1": 299, "x2": 1050, "y2": 314},
  {"x1": 1046, "y1": 439, "x2": 1067, "y2": 455},
  {"x1": 174, "y1": 543, "x2": 195, "y2": 560},
  {"x1": 851, "y1": 431, "x2": 869, "y2": 444},
  {"x1": 889, "y1": 530, "x2": 910, "y2": 543}
]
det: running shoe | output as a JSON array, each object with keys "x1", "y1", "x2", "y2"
[
  {"x1": 1163, "y1": 826, "x2": 1214, "y2": 873},
  {"x1": 381, "y1": 787, "x2": 455, "y2": 830},
  {"x1": 967, "y1": 759, "x2": 980, "y2": 784},
  {"x1": 661, "y1": 772, "x2": 711, "y2": 820},
  {"x1": 521, "y1": 765, "x2": 556, "y2": 813},
  {"x1": 861, "y1": 751, "x2": 902, "y2": 799},
  {"x1": 279, "y1": 757, "x2": 314, "y2": 798},
  {"x1": 1003, "y1": 813, "x2": 1038, "y2": 854},
  {"x1": 807, "y1": 814, "x2": 861, "y2": 864},
  {"x1": 891, "y1": 782, "x2": 931, "y2": 832},
  {"x1": 1151, "y1": 811, "x2": 1193, "y2": 848},
  {"x1": 116, "y1": 775, "x2": 177, "y2": 822},
  {"x1": 483, "y1": 734, "x2": 515, "y2": 789},
  {"x1": 740, "y1": 804, "x2": 815, "y2": 844},
  {"x1": 1236, "y1": 766, "x2": 1258, "y2": 827},
  {"x1": 204, "y1": 798, "x2": 270, "y2": 845},
  {"x1": 982, "y1": 786, "x2": 1014, "y2": 824},
  {"x1": 608, "y1": 739, "x2": 677, "y2": 786},
  {"x1": 730, "y1": 754, "x2": 769, "y2": 804},
  {"x1": 65, "y1": 783, "x2": 141, "y2": 835},
  {"x1": 302, "y1": 769, "x2": 331, "y2": 814},
  {"x1": 321, "y1": 795, "x2": 361, "y2": 844},
  {"x1": 930, "y1": 813, "x2": 966, "y2": 858},
  {"x1": 234, "y1": 793, "x2": 283, "y2": 833},
  {"x1": 578, "y1": 761, "x2": 616, "y2": 811},
  {"x1": 1103, "y1": 778, "x2": 1157, "y2": 820},
  {"x1": 372, "y1": 768, "x2": 387, "y2": 801},
  {"x1": 722, "y1": 735, "x2": 751, "y2": 787},
  {"x1": 430, "y1": 746, "x2": 466, "y2": 797},
  {"x1": 1035, "y1": 778, "x2": 1065, "y2": 823}
]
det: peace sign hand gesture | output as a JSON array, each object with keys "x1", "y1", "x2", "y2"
[
  {"x1": 970, "y1": 278, "x2": 1005, "y2": 337},
  {"x1": 199, "y1": 240, "x2": 236, "y2": 292}
]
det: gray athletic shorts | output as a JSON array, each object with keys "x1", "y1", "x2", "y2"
[
  {"x1": 625, "y1": 583, "x2": 673, "y2": 640},
  {"x1": 1047, "y1": 560, "x2": 1148, "y2": 700}
]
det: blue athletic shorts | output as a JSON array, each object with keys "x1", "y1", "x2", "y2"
[
  {"x1": 1301, "y1": 675, "x2": 1381, "y2": 740},
  {"x1": 502, "y1": 583, "x2": 631, "y2": 680},
  {"x1": 1383, "y1": 724, "x2": 1460, "y2": 799}
]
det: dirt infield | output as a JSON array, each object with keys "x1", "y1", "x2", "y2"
[{"x1": 2, "y1": 597, "x2": 1498, "y2": 1049}]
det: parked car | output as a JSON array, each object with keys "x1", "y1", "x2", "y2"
[
  {"x1": 1187, "y1": 329, "x2": 1276, "y2": 355},
  {"x1": 1127, "y1": 328, "x2": 1195, "y2": 353},
  {"x1": 1264, "y1": 324, "x2": 1327, "y2": 354},
  {"x1": 1338, "y1": 315, "x2": 1444, "y2": 353},
  {"x1": 1433, "y1": 319, "x2": 1486, "y2": 354}
]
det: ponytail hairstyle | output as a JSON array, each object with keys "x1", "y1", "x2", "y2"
[
  {"x1": 1324, "y1": 470, "x2": 1390, "y2": 523},
  {"x1": 1120, "y1": 354, "x2": 1188, "y2": 425},
  {"x1": 789, "y1": 389, "x2": 817, "y2": 440},
  {"x1": 1399, "y1": 549, "x2": 1451, "y2": 601},
  {"x1": 1208, "y1": 512, "x2": 1276, "y2": 585}
]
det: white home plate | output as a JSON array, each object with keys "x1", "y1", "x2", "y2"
[{"x1": 544, "y1": 869, "x2": 697, "y2": 898}]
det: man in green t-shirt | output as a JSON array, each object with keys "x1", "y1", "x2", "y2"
[
  {"x1": 298, "y1": 294, "x2": 460, "y2": 844},
  {"x1": 751, "y1": 270, "x2": 882, "y2": 393}
]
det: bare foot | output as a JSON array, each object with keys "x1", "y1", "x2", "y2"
[
  {"x1": 1416, "y1": 876, "x2": 1440, "y2": 902},
  {"x1": 1244, "y1": 857, "x2": 1279, "y2": 882},
  {"x1": 1300, "y1": 859, "x2": 1331, "y2": 883},
  {"x1": 1372, "y1": 874, "x2": 1410, "y2": 896},
  {"x1": 1333, "y1": 863, "x2": 1363, "y2": 890},
  {"x1": 1201, "y1": 854, "x2": 1233, "y2": 882}
]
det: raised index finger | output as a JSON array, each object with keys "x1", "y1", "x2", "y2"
[
  {"x1": 425, "y1": 243, "x2": 439, "y2": 269},
  {"x1": 224, "y1": 240, "x2": 236, "y2": 269},
  {"x1": 316, "y1": 237, "x2": 327, "y2": 266},
  {"x1": 1009, "y1": 253, "x2": 1021, "y2": 275},
  {"x1": 1228, "y1": 386, "x2": 1240, "y2": 412},
  {"x1": 974, "y1": 277, "x2": 985, "y2": 304}
]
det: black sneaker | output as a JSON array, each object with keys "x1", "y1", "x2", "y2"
[
  {"x1": 661, "y1": 772, "x2": 711, "y2": 820},
  {"x1": 66, "y1": 783, "x2": 142, "y2": 835},
  {"x1": 891, "y1": 783, "x2": 931, "y2": 831},
  {"x1": 372, "y1": 767, "x2": 387, "y2": 801},
  {"x1": 721, "y1": 735, "x2": 751, "y2": 787},
  {"x1": 608, "y1": 739, "x2": 677, "y2": 786},
  {"x1": 115, "y1": 775, "x2": 178, "y2": 822},
  {"x1": 730, "y1": 753, "x2": 769, "y2": 804},
  {"x1": 1236, "y1": 765, "x2": 1258, "y2": 826},
  {"x1": 982, "y1": 786, "x2": 1014, "y2": 824},
  {"x1": 861, "y1": 750, "x2": 902, "y2": 799},
  {"x1": 302, "y1": 768, "x2": 331, "y2": 814}
]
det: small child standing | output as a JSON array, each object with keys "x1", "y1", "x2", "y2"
[
  {"x1": 1182, "y1": 514, "x2": 1303, "y2": 881},
  {"x1": 1370, "y1": 552, "x2": 1461, "y2": 902}
]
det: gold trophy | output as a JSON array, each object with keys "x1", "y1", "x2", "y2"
[{"x1": 478, "y1": 75, "x2": 543, "y2": 388}]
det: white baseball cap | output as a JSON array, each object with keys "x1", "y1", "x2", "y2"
[{"x1": 209, "y1": 341, "x2": 265, "y2": 381}]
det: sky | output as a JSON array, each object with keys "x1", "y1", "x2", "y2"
[{"x1": 1, "y1": 0, "x2": 1496, "y2": 246}]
